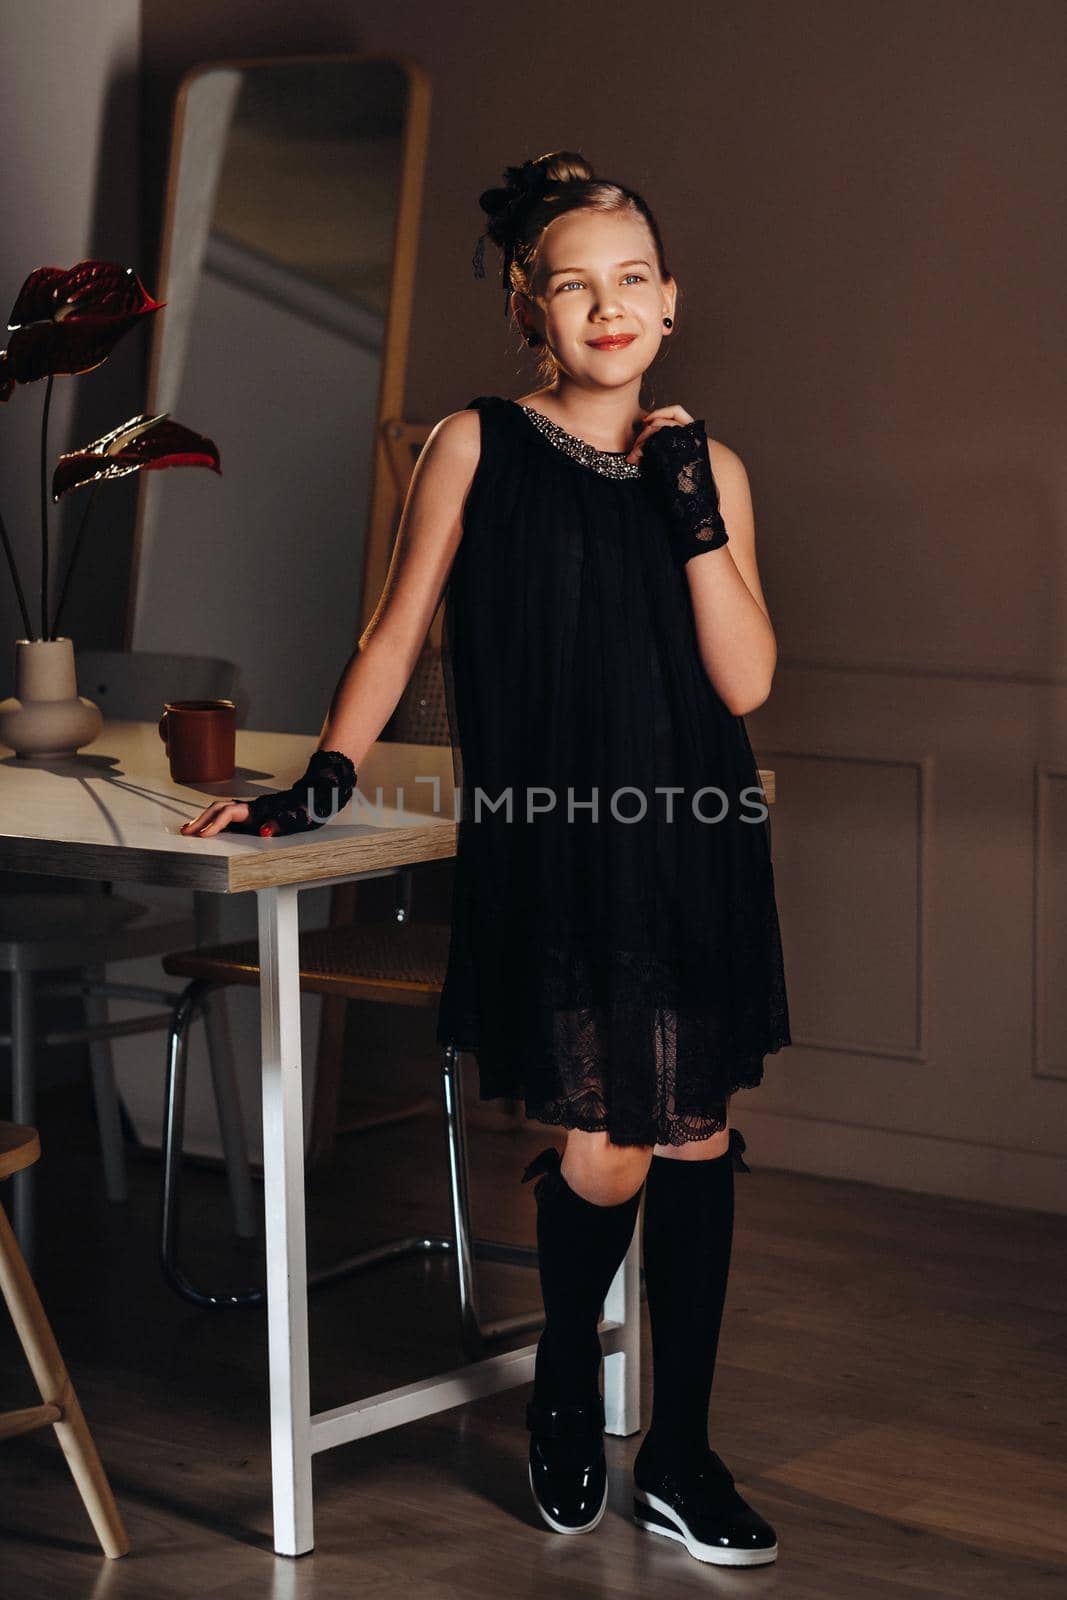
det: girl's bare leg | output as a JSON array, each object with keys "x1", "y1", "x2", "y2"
[
  {"x1": 561, "y1": 1104, "x2": 732, "y2": 1199},
  {"x1": 561, "y1": 1128, "x2": 654, "y2": 1205}
]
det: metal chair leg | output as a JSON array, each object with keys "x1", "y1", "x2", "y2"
[
  {"x1": 83, "y1": 961, "x2": 128, "y2": 1204},
  {"x1": 161, "y1": 979, "x2": 262, "y2": 1308},
  {"x1": 440, "y1": 1044, "x2": 545, "y2": 1359},
  {"x1": 440, "y1": 1041, "x2": 481, "y2": 1352},
  {"x1": 200, "y1": 985, "x2": 257, "y2": 1239},
  {"x1": 192, "y1": 890, "x2": 257, "y2": 1240},
  {"x1": 158, "y1": 987, "x2": 545, "y2": 1352},
  {"x1": 10, "y1": 970, "x2": 36, "y2": 1272}
]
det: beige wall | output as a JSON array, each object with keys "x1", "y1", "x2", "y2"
[
  {"x1": 10, "y1": 1, "x2": 1067, "y2": 1207},
  {"x1": 0, "y1": 0, "x2": 141, "y2": 664}
]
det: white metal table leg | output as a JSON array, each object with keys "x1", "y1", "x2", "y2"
[
  {"x1": 257, "y1": 884, "x2": 314, "y2": 1557},
  {"x1": 602, "y1": 1199, "x2": 643, "y2": 1437}
]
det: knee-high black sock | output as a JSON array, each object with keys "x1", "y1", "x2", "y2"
[
  {"x1": 521, "y1": 1145, "x2": 644, "y2": 1409},
  {"x1": 635, "y1": 1127, "x2": 750, "y2": 1472}
]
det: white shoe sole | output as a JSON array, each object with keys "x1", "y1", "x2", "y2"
[
  {"x1": 633, "y1": 1486, "x2": 778, "y2": 1566},
  {"x1": 529, "y1": 1461, "x2": 609, "y2": 1534}
]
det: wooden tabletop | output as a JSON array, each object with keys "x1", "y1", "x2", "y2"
[
  {"x1": 0, "y1": 721, "x2": 775, "y2": 897},
  {"x1": 0, "y1": 723, "x2": 458, "y2": 894}
]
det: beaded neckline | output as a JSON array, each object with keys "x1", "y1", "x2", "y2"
[{"x1": 510, "y1": 400, "x2": 643, "y2": 480}]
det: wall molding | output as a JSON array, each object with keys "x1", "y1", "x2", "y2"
[
  {"x1": 1033, "y1": 763, "x2": 1067, "y2": 1081},
  {"x1": 755, "y1": 746, "x2": 933, "y2": 1063},
  {"x1": 736, "y1": 1105, "x2": 1067, "y2": 1217},
  {"x1": 777, "y1": 656, "x2": 1067, "y2": 689}
]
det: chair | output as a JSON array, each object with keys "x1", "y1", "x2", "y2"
[
  {"x1": 305, "y1": 641, "x2": 526, "y2": 1164},
  {"x1": 305, "y1": 641, "x2": 462, "y2": 1164},
  {"x1": 0, "y1": 1121, "x2": 129, "y2": 1558},
  {"x1": 0, "y1": 650, "x2": 255, "y2": 1272},
  {"x1": 156, "y1": 642, "x2": 546, "y2": 1361},
  {"x1": 159, "y1": 929, "x2": 545, "y2": 1360}
]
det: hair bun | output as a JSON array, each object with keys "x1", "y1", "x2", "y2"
[
  {"x1": 478, "y1": 150, "x2": 595, "y2": 226},
  {"x1": 476, "y1": 183, "x2": 517, "y2": 224},
  {"x1": 471, "y1": 150, "x2": 596, "y2": 290}
]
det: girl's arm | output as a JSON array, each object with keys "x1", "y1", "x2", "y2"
[
  {"x1": 179, "y1": 411, "x2": 482, "y2": 838},
  {"x1": 314, "y1": 409, "x2": 482, "y2": 765},
  {"x1": 683, "y1": 439, "x2": 779, "y2": 716}
]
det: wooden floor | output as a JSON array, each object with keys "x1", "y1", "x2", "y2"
[{"x1": 2, "y1": 1042, "x2": 1066, "y2": 1598}]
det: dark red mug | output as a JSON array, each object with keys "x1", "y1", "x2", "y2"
[{"x1": 158, "y1": 699, "x2": 236, "y2": 783}]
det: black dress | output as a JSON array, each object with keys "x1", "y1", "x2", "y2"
[{"x1": 436, "y1": 394, "x2": 791, "y2": 1147}]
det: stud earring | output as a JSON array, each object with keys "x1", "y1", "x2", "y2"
[
  {"x1": 663, "y1": 316, "x2": 673, "y2": 329},
  {"x1": 526, "y1": 332, "x2": 540, "y2": 346}
]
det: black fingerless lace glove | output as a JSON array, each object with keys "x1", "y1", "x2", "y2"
[
  {"x1": 225, "y1": 748, "x2": 357, "y2": 836},
  {"x1": 641, "y1": 418, "x2": 729, "y2": 566}
]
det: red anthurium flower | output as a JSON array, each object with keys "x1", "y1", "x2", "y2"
[
  {"x1": 51, "y1": 412, "x2": 221, "y2": 500},
  {"x1": 0, "y1": 260, "x2": 164, "y2": 396}
]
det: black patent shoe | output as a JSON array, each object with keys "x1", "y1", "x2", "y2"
[
  {"x1": 526, "y1": 1394, "x2": 608, "y2": 1534},
  {"x1": 632, "y1": 1445, "x2": 778, "y2": 1566}
]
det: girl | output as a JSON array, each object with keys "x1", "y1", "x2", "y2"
[{"x1": 180, "y1": 149, "x2": 790, "y2": 1568}]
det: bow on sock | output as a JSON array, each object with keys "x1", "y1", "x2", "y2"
[
  {"x1": 522, "y1": 1145, "x2": 563, "y2": 1184},
  {"x1": 728, "y1": 1127, "x2": 751, "y2": 1172}
]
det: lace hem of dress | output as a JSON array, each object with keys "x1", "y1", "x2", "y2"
[
  {"x1": 438, "y1": 919, "x2": 791, "y2": 1148},
  {"x1": 440, "y1": 1011, "x2": 790, "y2": 1149},
  {"x1": 525, "y1": 1100, "x2": 730, "y2": 1147},
  {"x1": 518, "y1": 1024, "x2": 789, "y2": 1148},
  {"x1": 520, "y1": 1127, "x2": 752, "y2": 1174}
]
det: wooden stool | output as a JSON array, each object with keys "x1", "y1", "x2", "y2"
[{"x1": 0, "y1": 1122, "x2": 129, "y2": 1559}]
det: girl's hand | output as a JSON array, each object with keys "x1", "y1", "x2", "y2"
[
  {"x1": 178, "y1": 751, "x2": 356, "y2": 839},
  {"x1": 636, "y1": 413, "x2": 731, "y2": 566},
  {"x1": 625, "y1": 403, "x2": 696, "y2": 465},
  {"x1": 180, "y1": 799, "x2": 263, "y2": 837}
]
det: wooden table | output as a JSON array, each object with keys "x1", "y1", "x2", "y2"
[{"x1": 0, "y1": 721, "x2": 666, "y2": 1555}]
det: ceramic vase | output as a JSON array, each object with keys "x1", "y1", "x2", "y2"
[{"x1": 0, "y1": 636, "x2": 103, "y2": 757}]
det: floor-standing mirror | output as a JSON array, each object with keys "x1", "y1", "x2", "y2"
[
  {"x1": 127, "y1": 52, "x2": 429, "y2": 724},
  {"x1": 111, "y1": 53, "x2": 431, "y2": 1163}
]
